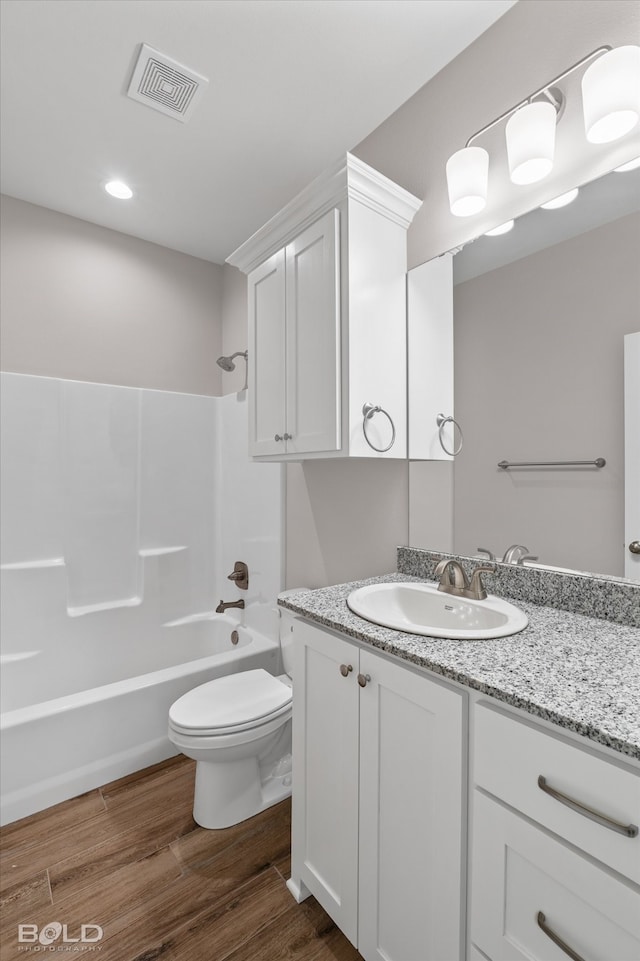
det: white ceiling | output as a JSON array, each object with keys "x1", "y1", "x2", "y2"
[{"x1": 0, "y1": 0, "x2": 515, "y2": 264}]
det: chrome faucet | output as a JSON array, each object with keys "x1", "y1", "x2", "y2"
[
  {"x1": 434, "y1": 558, "x2": 496, "y2": 601},
  {"x1": 501, "y1": 544, "x2": 538, "y2": 565},
  {"x1": 215, "y1": 598, "x2": 245, "y2": 613},
  {"x1": 434, "y1": 559, "x2": 469, "y2": 597}
]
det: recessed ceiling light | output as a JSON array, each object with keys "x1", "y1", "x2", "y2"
[
  {"x1": 105, "y1": 180, "x2": 133, "y2": 200},
  {"x1": 541, "y1": 188, "x2": 579, "y2": 210},
  {"x1": 484, "y1": 220, "x2": 514, "y2": 237},
  {"x1": 614, "y1": 156, "x2": 640, "y2": 172}
]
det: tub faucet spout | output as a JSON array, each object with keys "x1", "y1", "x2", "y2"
[{"x1": 216, "y1": 599, "x2": 245, "y2": 613}]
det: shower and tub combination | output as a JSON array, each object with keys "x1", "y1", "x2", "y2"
[{"x1": 0, "y1": 371, "x2": 282, "y2": 826}]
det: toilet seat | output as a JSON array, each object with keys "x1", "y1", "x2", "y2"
[{"x1": 169, "y1": 669, "x2": 292, "y2": 737}]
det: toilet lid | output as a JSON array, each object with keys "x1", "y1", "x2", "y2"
[{"x1": 169, "y1": 669, "x2": 292, "y2": 732}]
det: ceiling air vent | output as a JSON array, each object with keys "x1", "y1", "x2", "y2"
[{"x1": 126, "y1": 43, "x2": 208, "y2": 122}]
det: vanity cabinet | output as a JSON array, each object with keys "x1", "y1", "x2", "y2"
[
  {"x1": 289, "y1": 617, "x2": 465, "y2": 961},
  {"x1": 285, "y1": 607, "x2": 640, "y2": 961},
  {"x1": 470, "y1": 702, "x2": 640, "y2": 961},
  {"x1": 228, "y1": 153, "x2": 421, "y2": 461}
]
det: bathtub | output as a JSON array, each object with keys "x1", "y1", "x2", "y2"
[{"x1": 0, "y1": 616, "x2": 281, "y2": 826}]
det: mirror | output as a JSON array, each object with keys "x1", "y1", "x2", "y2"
[{"x1": 409, "y1": 163, "x2": 640, "y2": 581}]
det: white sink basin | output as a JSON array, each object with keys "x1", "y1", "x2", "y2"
[{"x1": 346, "y1": 582, "x2": 528, "y2": 640}]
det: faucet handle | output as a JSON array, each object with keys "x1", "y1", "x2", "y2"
[
  {"x1": 468, "y1": 564, "x2": 496, "y2": 600},
  {"x1": 476, "y1": 547, "x2": 496, "y2": 562},
  {"x1": 227, "y1": 561, "x2": 249, "y2": 590}
]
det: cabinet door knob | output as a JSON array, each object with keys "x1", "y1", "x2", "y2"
[
  {"x1": 357, "y1": 673, "x2": 371, "y2": 688},
  {"x1": 283, "y1": 433, "x2": 292, "y2": 441},
  {"x1": 339, "y1": 664, "x2": 353, "y2": 677},
  {"x1": 629, "y1": 540, "x2": 640, "y2": 555},
  {"x1": 274, "y1": 434, "x2": 284, "y2": 442}
]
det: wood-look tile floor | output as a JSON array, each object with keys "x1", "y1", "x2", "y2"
[{"x1": 0, "y1": 755, "x2": 363, "y2": 961}]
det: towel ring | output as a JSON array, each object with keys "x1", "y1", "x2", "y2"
[
  {"x1": 362, "y1": 402, "x2": 396, "y2": 453},
  {"x1": 436, "y1": 413, "x2": 463, "y2": 456}
]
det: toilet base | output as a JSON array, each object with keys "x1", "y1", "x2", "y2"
[{"x1": 192, "y1": 755, "x2": 292, "y2": 829}]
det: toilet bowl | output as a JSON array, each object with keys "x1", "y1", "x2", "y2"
[{"x1": 168, "y1": 607, "x2": 296, "y2": 829}]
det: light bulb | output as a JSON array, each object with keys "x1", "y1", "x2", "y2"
[{"x1": 105, "y1": 180, "x2": 133, "y2": 200}]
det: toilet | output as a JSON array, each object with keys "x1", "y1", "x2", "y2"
[{"x1": 168, "y1": 609, "x2": 295, "y2": 829}]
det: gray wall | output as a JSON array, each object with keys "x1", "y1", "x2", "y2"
[
  {"x1": 221, "y1": 263, "x2": 249, "y2": 395},
  {"x1": 0, "y1": 195, "x2": 224, "y2": 395}
]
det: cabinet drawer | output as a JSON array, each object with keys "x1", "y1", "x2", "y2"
[
  {"x1": 474, "y1": 702, "x2": 640, "y2": 883},
  {"x1": 470, "y1": 791, "x2": 640, "y2": 961}
]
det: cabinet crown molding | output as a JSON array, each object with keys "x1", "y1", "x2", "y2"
[{"x1": 227, "y1": 153, "x2": 422, "y2": 274}]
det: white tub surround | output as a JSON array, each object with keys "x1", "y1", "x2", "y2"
[{"x1": 0, "y1": 373, "x2": 282, "y2": 824}]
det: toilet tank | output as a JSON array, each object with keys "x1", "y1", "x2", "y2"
[{"x1": 278, "y1": 590, "x2": 307, "y2": 678}]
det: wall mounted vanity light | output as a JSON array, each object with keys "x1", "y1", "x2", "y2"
[{"x1": 446, "y1": 45, "x2": 640, "y2": 217}]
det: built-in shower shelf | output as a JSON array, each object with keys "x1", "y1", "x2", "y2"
[
  {"x1": 1, "y1": 558, "x2": 66, "y2": 570},
  {"x1": 138, "y1": 546, "x2": 188, "y2": 557},
  {"x1": 67, "y1": 597, "x2": 142, "y2": 618},
  {"x1": 0, "y1": 651, "x2": 40, "y2": 664}
]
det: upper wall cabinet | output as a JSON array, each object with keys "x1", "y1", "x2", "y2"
[{"x1": 227, "y1": 154, "x2": 421, "y2": 460}]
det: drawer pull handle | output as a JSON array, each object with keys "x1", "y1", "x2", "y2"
[
  {"x1": 538, "y1": 775, "x2": 638, "y2": 838},
  {"x1": 537, "y1": 911, "x2": 585, "y2": 961}
]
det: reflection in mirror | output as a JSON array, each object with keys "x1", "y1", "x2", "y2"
[{"x1": 410, "y1": 164, "x2": 640, "y2": 581}]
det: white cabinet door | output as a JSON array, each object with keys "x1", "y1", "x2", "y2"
[
  {"x1": 285, "y1": 209, "x2": 341, "y2": 456},
  {"x1": 358, "y1": 650, "x2": 465, "y2": 961},
  {"x1": 471, "y1": 791, "x2": 640, "y2": 961},
  {"x1": 407, "y1": 254, "x2": 454, "y2": 460},
  {"x1": 290, "y1": 619, "x2": 360, "y2": 945},
  {"x1": 624, "y1": 331, "x2": 640, "y2": 579},
  {"x1": 248, "y1": 249, "x2": 287, "y2": 456}
]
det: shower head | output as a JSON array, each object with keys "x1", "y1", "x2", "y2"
[
  {"x1": 216, "y1": 350, "x2": 247, "y2": 372},
  {"x1": 216, "y1": 355, "x2": 235, "y2": 372},
  {"x1": 216, "y1": 350, "x2": 248, "y2": 388}
]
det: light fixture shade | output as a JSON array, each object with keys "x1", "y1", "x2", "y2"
[
  {"x1": 445, "y1": 146, "x2": 489, "y2": 216},
  {"x1": 484, "y1": 220, "x2": 514, "y2": 236},
  {"x1": 582, "y1": 46, "x2": 640, "y2": 144},
  {"x1": 614, "y1": 156, "x2": 640, "y2": 172},
  {"x1": 540, "y1": 188, "x2": 579, "y2": 209},
  {"x1": 506, "y1": 101, "x2": 556, "y2": 185}
]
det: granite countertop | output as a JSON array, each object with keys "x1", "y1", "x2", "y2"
[{"x1": 279, "y1": 573, "x2": 640, "y2": 761}]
